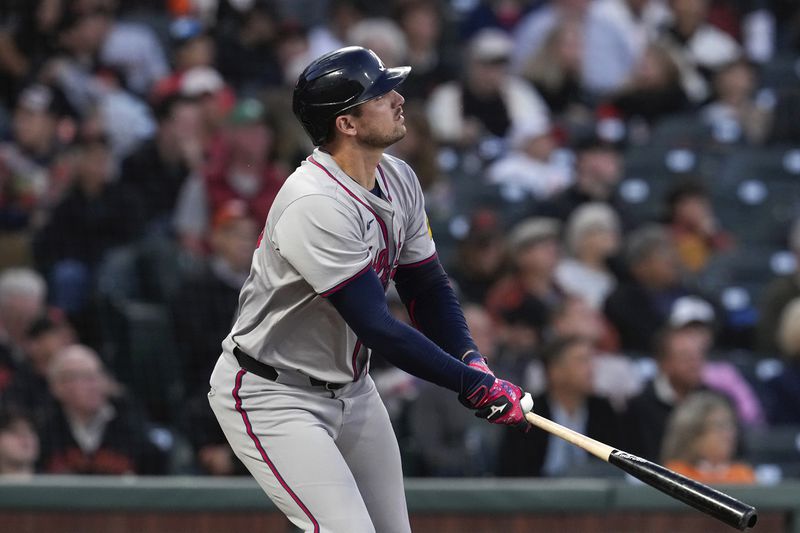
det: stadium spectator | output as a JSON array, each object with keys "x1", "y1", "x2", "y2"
[
  {"x1": 762, "y1": 297, "x2": 800, "y2": 424},
  {"x1": 486, "y1": 116, "x2": 573, "y2": 201},
  {"x1": 702, "y1": 58, "x2": 772, "y2": 144},
  {"x1": 205, "y1": 97, "x2": 287, "y2": 224},
  {"x1": 394, "y1": 1, "x2": 457, "y2": 102},
  {"x1": 0, "y1": 0, "x2": 65, "y2": 108},
  {"x1": 0, "y1": 409, "x2": 39, "y2": 477},
  {"x1": 0, "y1": 84, "x2": 74, "y2": 268},
  {"x1": 604, "y1": 224, "x2": 692, "y2": 352},
  {"x1": 179, "y1": 66, "x2": 234, "y2": 143},
  {"x1": 756, "y1": 218, "x2": 800, "y2": 354},
  {"x1": 427, "y1": 28, "x2": 549, "y2": 145},
  {"x1": 215, "y1": 3, "x2": 283, "y2": 94},
  {"x1": 519, "y1": 19, "x2": 587, "y2": 116},
  {"x1": 0, "y1": 269, "x2": 47, "y2": 371},
  {"x1": 305, "y1": 0, "x2": 365, "y2": 61},
  {"x1": 33, "y1": 130, "x2": 145, "y2": 316},
  {"x1": 348, "y1": 18, "x2": 408, "y2": 69},
  {"x1": 661, "y1": 391, "x2": 756, "y2": 484},
  {"x1": 626, "y1": 326, "x2": 710, "y2": 461},
  {"x1": 497, "y1": 335, "x2": 625, "y2": 477},
  {"x1": 120, "y1": 94, "x2": 203, "y2": 233},
  {"x1": 39, "y1": 344, "x2": 166, "y2": 475},
  {"x1": 547, "y1": 296, "x2": 639, "y2": 411},
  {"x1": 407, "y1": 305, "x2": 500, "y2": 476},
  {"x1": 172, "y1": 199, "x2": 257, "y2": 397},
  {"x1": 657, "y1": 0, "x2": 742, "y2": 103},
  {"x1": 555, "y1": 202, "x2": 621, "y2": 310},
  {"x1": 486, "y1": 217, "x2": 564, "y2": 322},
  {"x1": 493, "y1": 297, "x2": 550, "y2": 394},
  {"x1": 665, "y1": 180, "x2": 734, "y2": 276},
  {"x1": 2, "y1": 313, "x2": 73, "y2": 425},
  {"x1": 540, "y1": 137, "x2": 629, "y2": 228},
  {"x1": 448, "y1": 210, "x2": 508, "y2": 305},
  {"x1": 603, "y1": 42, "x2": 690, "y2": 125}
]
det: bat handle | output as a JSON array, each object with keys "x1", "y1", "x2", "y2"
[{"x1": 524, "y1": 411, "x2": 615, "y2": 462}]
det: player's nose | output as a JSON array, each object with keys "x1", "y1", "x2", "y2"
[{"x1": 392, "y1": 90, "x2": 405, "y2": 107}]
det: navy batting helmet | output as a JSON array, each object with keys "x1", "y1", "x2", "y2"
[{"x1": 292, "y1": 46, "x2": 411, "y2": 146}]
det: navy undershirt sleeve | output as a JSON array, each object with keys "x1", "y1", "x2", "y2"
[
  {"x1": 326, "y1": 268, "x2": 492, "y2": 395},
  {"x1": 393, "y1": 256, "x2": 481, "y2": 363}
]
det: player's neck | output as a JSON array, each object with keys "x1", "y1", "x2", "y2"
[{"x1": 327, "y1": 145, "x2": 381, "y2": 190}]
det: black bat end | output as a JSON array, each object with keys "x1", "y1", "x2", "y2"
[{"x1": 609, "y1": 450, "x2": 758, "y2": 530}]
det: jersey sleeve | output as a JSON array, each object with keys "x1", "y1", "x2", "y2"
[
  {"x1": 272, "y1": 194, "x2": 371, "y2": 295},
  {"x1": 399, "y1": 165, "x2": 437, "y2": 266}
]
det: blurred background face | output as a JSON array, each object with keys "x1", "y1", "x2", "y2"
[
  {"x1": 577, "y1": 150, "x2": 621, "y2": 198},
  {"x1": 0, "y1": 294, "x2": 45, "y2": 344},
  {"x1": 633, "y1": 245, "x2": 680, "y2": 288},
  {"x1": 554, "y1": 21, "x2": 583, "y2": 71},
  {"x1": 230, "y1": 123, "x2": 272, "y2": 163},
  {"x1": 0, "y1": 419, "x2": 39, "y2": 470},
  {"x1": 715, "y1": 63, "x2": 756, "y2": 104},
  {"x1": 670, "y1": 0, "x2": 709, "y2": 27},
  {"x1": 693, "y1": 406, "x2": 737, "y2": 465},
  {"x1": 401, "y1": 4, "x2": 440, "y2": 49},
  {"x1": 661, "y1": 330, "x2": 705, "y2": 391},
  {"x1": 51, "y1": 350, "x2": 110, "y2": 417},
  {"x1": 176, "y1": 36, "x2": 214, "y2": 70},
  {"x1": 515, "y1": 239, "x2": 560, "y2": 276},
  {"x1": 579, "y1": 227, "x2": 620, "y2": 260},
  {"x1": 13, "y1": 107, "x2": 55, "y2": 151},
  {"x1": 635, "y1": 47, "x2": 675, "y2": 88},
  {"x1": 552, "y1": 299, "x2": 604, "y2": 342},
  {"x1": 672, "y1": 194, "x2": 714, "y2": 232},
  {"x1": 464, "y1": 306, "x2": 498, "y2": 358},
  {"x1": 549, "y1": 341, "x2": 594, "y2": 396},
  {"x1": 24, "y1": 326, "x2": 73, "y2": 374},
  {"x1": 468, "y1": 59, "x2": 508, "y2": 95},
  {"x1": 76, "y1": 141, "x2": 112, "y2": 189}
]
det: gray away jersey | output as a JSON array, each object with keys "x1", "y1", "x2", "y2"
[{"x1": 221, "y1": 148, "x2": 437, "y2": 383}]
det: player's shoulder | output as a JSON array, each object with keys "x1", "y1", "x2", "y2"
[
  {"x1": 269, "y1": 157, "x2": 355, "y2": 222},
  {"x1": 379, "y1": 153, "x2": 421, "y2": 195}
]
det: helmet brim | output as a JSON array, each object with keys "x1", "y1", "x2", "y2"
[{"x1": 348, "y1": 65, "x2": 411, "y2": 109}]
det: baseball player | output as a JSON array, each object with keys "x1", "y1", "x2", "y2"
[{"x1": 208, "y1": 46, "x2": 533, "y2": 533}]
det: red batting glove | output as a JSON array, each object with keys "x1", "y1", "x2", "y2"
[
  {"x1": 467, "y1": 357, "x2": 495, "y2": 377},
  {"x1": 460, "y1": 378, "x2": 533, "y2": 431}
]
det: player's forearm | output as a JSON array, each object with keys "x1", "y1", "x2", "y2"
[
  {"x1": 326, "y1": 268, "x2": 491, "y2": 395},
  {"x1": 393, "y1": 257, "x2": 481, "y2": 363}
]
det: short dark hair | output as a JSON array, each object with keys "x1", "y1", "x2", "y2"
[
  {"x1": 666, "y1": 179, "x2": 709, "y2": 221},
  {"x1": 538, "y1": 335, "x2": 590, "y2": 372}
]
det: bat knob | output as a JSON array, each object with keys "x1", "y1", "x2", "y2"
[{"x1": 520, "y1": 392, "x2": 534, "y2": 414}]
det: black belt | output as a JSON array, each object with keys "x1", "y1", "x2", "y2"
[{"x1": 233, "y1": 346, "x2": 345, "y2": 390}]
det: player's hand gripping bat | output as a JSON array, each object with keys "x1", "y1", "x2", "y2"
[{"x1": 522, "y1": 404, "x2": 758, "y2": 530}]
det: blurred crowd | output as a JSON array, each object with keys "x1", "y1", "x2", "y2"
[{"x1": 1, "y1": 0, "x2": 800, "y2": 484}]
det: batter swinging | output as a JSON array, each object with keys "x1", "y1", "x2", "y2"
[{"x1": 208, "y1": 46, "x2": 532, "y2": 533}]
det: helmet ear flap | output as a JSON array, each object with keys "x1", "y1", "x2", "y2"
[{"x1": 292, "y1": 46, "x2": 410, "y2": 146}]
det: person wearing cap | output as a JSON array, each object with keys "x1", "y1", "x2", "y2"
[
  {"x1": 426, "y1": 28, "x2": 549, "y2": 145},
  {"x1": 2, "y1": 313, "x2": 74, "y2": 427},
  {"x1": 487, "y1": 115, "x2": 573, "y2": 201},
  {"x1": 202, "y1": 97, "x2": 287, "y2": 229},
  {"x1": 447, "y1": 209, "x2": 508, "y2": 304},
  {"x1": 486, "y1": 217, "x2": 565, "y2": 322}
]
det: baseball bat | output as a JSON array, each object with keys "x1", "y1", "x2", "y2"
[{"x1": 524, "y1": 411, "x2": 758, "y2": 530}]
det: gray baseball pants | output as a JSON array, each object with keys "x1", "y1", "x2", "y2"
[{"x1": 208, "y1": 350, "x2": 412, "y2": 533}]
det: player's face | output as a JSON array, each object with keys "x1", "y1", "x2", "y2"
[{"x1": 353, "y1": 90, "x2": 406, "y2": 149}]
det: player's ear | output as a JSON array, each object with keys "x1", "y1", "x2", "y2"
[{"x1": 334, "y1": 114, "x2": 358, "y2": 139}]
